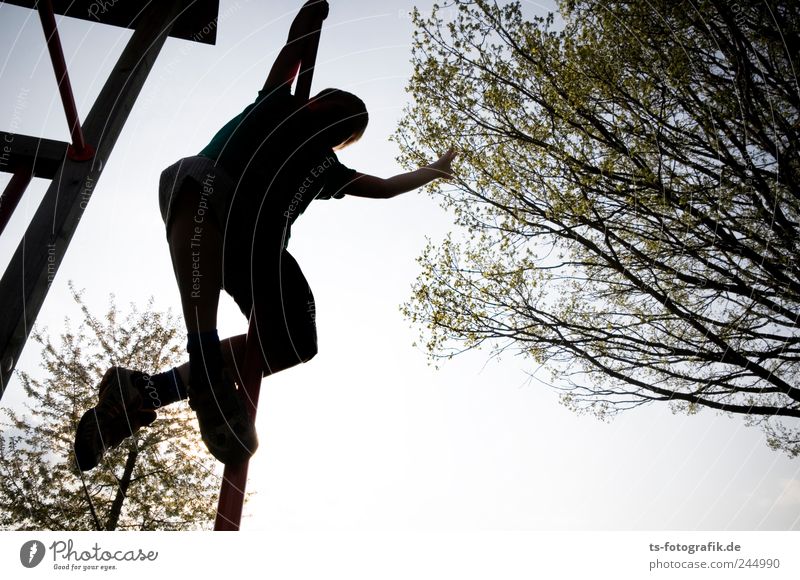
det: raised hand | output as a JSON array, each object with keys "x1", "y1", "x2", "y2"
[
  {"x1": 303, "y1": 0, "x2": 329, "y2": 21},
  {"x1": 429, "y1": 147, "x2": 458, "y2": 180}
]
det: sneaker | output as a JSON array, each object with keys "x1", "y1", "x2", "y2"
[
  {"x1": 73, "y1": 367, "x2": 157, "y2": 471},
  {"x1": 188, "y1": 370, "x2": 258, "y2": 465}
]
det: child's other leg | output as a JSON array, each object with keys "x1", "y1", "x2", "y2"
[
  {"x1": 133, "y1": 335, "x2": 247, "y2": 409},
  {"x1": 172, "y1": 334, "x2": 246, "y2": 387},
  {"x1": 249, "y1": 249, "x2": 319, "y2": 375},
  {"x1": 171, "y1": 319, "x2": 314, "y2": 389}
]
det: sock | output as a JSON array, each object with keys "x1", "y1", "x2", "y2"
[
  {"x1": 187, "y1": 329, "x2": 224, "y2": 387},
  {"x1": 134, "y1": 368, "x2": 186, "y2": 409}
]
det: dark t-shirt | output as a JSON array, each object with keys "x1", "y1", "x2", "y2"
[{"x1": 199, "y1": 85, "x2": 356, "y2": 244}]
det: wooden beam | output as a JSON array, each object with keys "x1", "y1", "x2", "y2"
[
  {"x1": 0, "y1": 171, "x2": 34, "y2": 236},
  {"x1": 0, "y1": 132, "x2": 69, "y2": 179},
  {"x1": 0, "y1": 1, "x2": 183, "y2": 396},
  {"x1": 3, "y1": 0, "x2": 220, "y2": 45}
]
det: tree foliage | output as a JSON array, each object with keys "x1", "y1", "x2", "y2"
[
  {"x1": 396, "y1": 0, "x2": 800, "y2": 455},
  {"x1": 0, "y1": 286, "x2": 220, "y2": 529}
]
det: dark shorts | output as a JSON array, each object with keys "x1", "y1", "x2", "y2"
[
  {"x1": 159, "y1": 157, "x2": 318, "y2": 372},
  {"x1": 159, "y1": 156, "x2": 234, "y2": 234},
  {"x1": 223, "y1": 238, "x2": 318, "y2": 373}
]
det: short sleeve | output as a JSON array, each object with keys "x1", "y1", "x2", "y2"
[
  {"x1": 199, "y1": 84, "x2": 294, "y2": 166},
  {"x1": 316, "y1": 152, "x2": 357, "y2": 200}
]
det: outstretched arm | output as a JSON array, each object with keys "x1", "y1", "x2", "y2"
[
  {"x1": 345, "y1": 148, "x2": 458, "y2": 199},
  {"x1": 263, "y1": 0, "x2": 329, "y2": 92}
]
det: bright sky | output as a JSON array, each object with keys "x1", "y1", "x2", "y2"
[{"x1": 1, "y1": 0, "x2": 798, "y2": 531}]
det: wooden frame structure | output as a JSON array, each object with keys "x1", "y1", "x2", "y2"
[
  {"x1": 1, "y1": 0, "x2": 323, "y2": 532},
  {"x1": 0, "y1": 0, "x2": 220, "y2": 395}
]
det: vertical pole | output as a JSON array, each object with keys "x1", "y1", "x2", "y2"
[
  {"x1": 0, "y1": 171, "x2": 33, "y2": 237},
  {"x1": 213, "y1": 312, "x2": 263, "y2": 531},
  {"x1": 294, "y1": 27, "x2": 321, "y2": 102},
  {"x1": 0, "y1": 1, "x2": 182, "y2": 395},
  {"x1": 213, "y1": 16, "x2": 324, "y2": 531}
]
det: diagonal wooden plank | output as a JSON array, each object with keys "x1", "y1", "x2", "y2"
[{"x1": 0, "y1": 1, "x2": 184, "y2": 396}]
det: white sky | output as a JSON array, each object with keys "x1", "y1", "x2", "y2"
[{"x1": 0, "y1": 0, "x2": 798, "y2": 530}]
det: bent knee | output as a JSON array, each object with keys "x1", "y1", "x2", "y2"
[
  {"x1": 260, "y1": 336, "x2": 318, "y2": 376},
  {"x1": 299, "y1": 338, "x2": 318, "y2": 363},
  {"x1": 290, "y1": 334, "x2": 318, "y2": 365}
]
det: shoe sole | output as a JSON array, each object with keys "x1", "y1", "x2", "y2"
[
  {"x1": 74, "y1": 408, "x2": 103, "y2": 471},
  {"x1": 73, "y1": 367, "x2": 151, "y2": 472},
  {"x1": 189, "y1": 372, "x2": 258, "y2": 464}
]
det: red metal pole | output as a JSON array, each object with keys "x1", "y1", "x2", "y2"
[
  {"x1": 213, "y1": 20, "x2": 324, "y2": 531},
  {"x1": 214, "y1": 310, "x2": 263, "y2": 531},
  {"x1": 37, "y1": 0, "x2": 94, "y2": 161},
  {"x1": 0, "y1": 171, "x2": 33, "y2": 237},
  {"x1": 295, "y1": 26, "x2": 321, "y2": 102}
]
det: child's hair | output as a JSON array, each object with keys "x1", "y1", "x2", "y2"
[{"x1": 309, "y1": 88, "x2": 368, "y2": 149}]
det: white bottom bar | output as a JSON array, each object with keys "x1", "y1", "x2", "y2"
[{"x1": 2, "y1": 531, "x2": 798, "y2": 579}]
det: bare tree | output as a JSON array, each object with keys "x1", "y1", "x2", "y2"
[{"x1": 396, "y1": 0, "x2": 800, "y2": 455}]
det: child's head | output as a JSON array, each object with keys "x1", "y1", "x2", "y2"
[{"x1": 308, "y1": 88, "x2": 368, "y2": 150}]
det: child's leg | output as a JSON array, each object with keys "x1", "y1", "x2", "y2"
[
  {"x1": 228, "y1": 248, "x2": 319, "y2": 376},
  {"x1": 165, "y1": 180, "x2": 257, "y2": 464},
  {"x1": 167, "y1": 181, "x2": 222, "y2": 334},
  {"x1": 75, "y1": 172, "x2": 257, "y2": 468},
  {"x1": 136, "y1": 335, "x2": 245, "y2": 409},
  {"x1": 171, "y1": 330, "x2": 305, "y2": 390},
  {"x1": 173, "y1": 334, "x2": 247, "y2": 387},
  {"x1": 166, "y1": 178, "x2": 233, "y2": 399}
]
